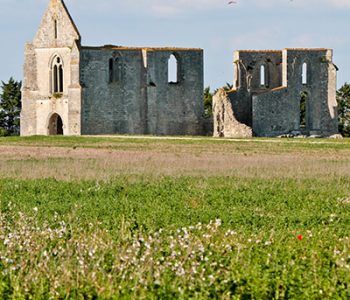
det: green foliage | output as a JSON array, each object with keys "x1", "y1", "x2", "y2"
[
  {"x1": 213, "y1": 82, "x2": 233, "y2": 95},
  {"x1": 0, "y1": 78, "x2": 22, "y2": 136},
  {"x1": 222, "y1": 82, "x2": 233, "y2": 91},
  {"x1": 337, "y1": 82, "x2": 350, "y2": 137},
  {"x1": 0, "y1": 137, "x2": 349, "y2": 297},
  {"x1": 203, "y1": 86, "x2": 213, "y2": 118},
  {"x1": 300, "y1": 91, "x2": 307, "y2": 127},
  {"x1": 0, "y1": 176, "x2": 350, "y2": 298},
  {"x1": 203, "y1": 83, "x2": 234, "y2": 118}
]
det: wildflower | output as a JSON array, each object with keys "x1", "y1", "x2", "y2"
[{"x1": 297, "y1": 234, "x2": 303, "y2": 241}]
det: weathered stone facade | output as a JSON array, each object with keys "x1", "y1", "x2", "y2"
[
  {"x1": 21, "y1": 0, "x2": 204, "y2": 136},
  {"x1": 213, "y1": 49, "x2": 338, "y2": 137}
]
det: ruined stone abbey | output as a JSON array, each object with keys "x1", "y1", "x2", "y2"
[
  {"x1": 21, "y1": 0, "x2": 339, "y2": 137},
  {"x1": 21, "y1": 0, "x2": 204, "y2": 136},
  {"x1": 213, "y1": 49, "x2": 339, "y2": 137}
]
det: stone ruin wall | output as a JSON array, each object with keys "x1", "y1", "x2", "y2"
[
  {"x1": 213, "y1": 48, "x2": 339, "y2": 138},
  {"x1": 80, "y1": 47, "x2": 204, "y2": 136},
  {"x1": 21, "y1": 0, "x2": 205, "y2": 137}
]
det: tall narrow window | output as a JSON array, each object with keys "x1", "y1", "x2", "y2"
[
  {"x1": 58, "y1": 65, "x2": 63, "y2": 93},
  {"x1": 51, "y1": 56, "x2": 63, "y2": 93},
  {"x1": 260, "y1": 65, "x2": 266, "y2": 86},
  {"x1": 168, "y1": 54, "x2": 178, "y2": 83},
  {"x1": 302, "y1": 62, "x2": 308, "y2": 85},
  {"x1": 53, "y1": 65, "x2": 58, "y2": 93},
  {"x1": 300, "y1": 91, "x2": 308, "y2": 128},
  {"x1": 234, "y1": 63, "x2": 240, "y2": 88},
  {"x1": 109, "y1": 58, "x2": 114, "y2": 83},
  {"x1": 109, "y1": 57, "x2": 122, "y2": 83},
  {"x1": 54, "y1": 20, "x2": 58, "y2": 39}
]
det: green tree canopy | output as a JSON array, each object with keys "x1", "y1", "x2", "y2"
[
  {"x1": 0, "y1": 77, "x2": 22, "y2": 136},
  {"x1": 337, "y1": 82, "x2": 350, "y2": 137}
]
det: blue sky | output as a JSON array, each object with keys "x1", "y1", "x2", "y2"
[{"x1": 0, "y1": 0, "x2": 349, "y2": 90}]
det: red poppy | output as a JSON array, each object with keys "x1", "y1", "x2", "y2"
[{"x1": 297, "y1": 234, "x2": 303, "y2": 241}]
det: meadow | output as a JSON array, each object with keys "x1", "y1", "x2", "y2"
[{"x1": 0, "y1": 136, "x2": 350, "y2": 299}]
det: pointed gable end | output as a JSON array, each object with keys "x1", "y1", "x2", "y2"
[{"x1": 33, "y1": 0, "x2": 81, "y2": 48}]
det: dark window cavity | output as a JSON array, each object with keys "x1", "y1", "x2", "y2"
[
  {"x1": 109, "y1": 58, "x2": 114, "y2": 83},
  {"x1": 54, "y1": 20, "x2": 58, "y2": 39},
  {"x1": 109, "y1": 57, "x2": 121, "y2": 83},
  {"x1": 300, "y1": 91, "x2": 308, "y2": 128}
]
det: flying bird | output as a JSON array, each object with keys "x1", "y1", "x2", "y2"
[{"x1": 228, "y1": 1, "x2": 237, "y2": 4}]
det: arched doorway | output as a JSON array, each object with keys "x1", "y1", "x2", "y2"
[{"x1": 48, "y1": 113, "x2": 64, "y2": 135}]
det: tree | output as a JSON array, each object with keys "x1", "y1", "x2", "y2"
[
  {"x1": 0, "y1": 77, "x2": 22, "y2": 136},
  {"x1": 203, "y1": 86, "x2": 213, "y2": 118},
  {"x1": 337, "y1": 82, "x2": 350, "y2": 137}
]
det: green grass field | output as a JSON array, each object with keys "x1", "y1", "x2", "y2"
[{"x1": 0, "y1": 136, "x2": 350, "y2": 299}]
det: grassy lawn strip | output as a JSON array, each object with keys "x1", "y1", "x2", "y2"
[{"x1": 1, "y1": 135, "x2": 350, "y2": 154}]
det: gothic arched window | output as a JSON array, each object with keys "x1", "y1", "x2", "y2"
[
  {"x1": 108, "y1": 56, "x2": 121, "y2": 83},
  {"x1": 168, "y1": 54, "x2": 178, "y2": 83},
  {"x1": 51, "y1": 56, "x2": 63, "y2": 93}
]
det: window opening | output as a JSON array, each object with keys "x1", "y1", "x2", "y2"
[
  {"x1": 58, "y1": 66, "x2": 63, "y2": 93},
  {"x1": 53, "y1": 65, "x2": 58, "y2": 93},
  {"x1": 109, "y1": 57, "x2": 122, "y2": 83},
  {"x1": 234, "y1": 63, "x2": 239, "y2": 88},
  {"x1": 54, "y1": 20, "x2": 58, "y2": 39},
  {"x1": 168, "y1": 54, "x2": 178, "y2": 83},
  {"x1": 109, "y1": 58, "x2": 114, "y2": 83},
  {"x1": 260, "y1": 65, "x2": 266, "y2": 86},
  {"x1": 300, "y1": 91, "x2": 308, "y2": 128},
  {"x1": 302, "y1": 63, "x2": 308, "y2": 85},
  {"x1": 51, "y1": 56, "x2": 63, "y2": 93}
]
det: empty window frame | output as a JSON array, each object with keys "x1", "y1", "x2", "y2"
[
  {"x1": 300, "y1": 91, "x2": 308, "y2": 128},
  {"x1": 168, "y1": 54, "x2": 178, "y2": 83},
  {"x1": 109, "y1": 58, "x2": 114, "y2": 83},
  {"x1": 260, "y1": 65, "x2": 266, "y2": 86},
  {"x1": 51, "y1": 56, "x2": 63, "y2": 93},
  {"x1": 302, "y1": 62, "x2": 308, "y2": 85},
  {"x1": 109, "y1": 57, "x2": 121, "y2": 83},
  {"x1": 234, "y1": 62, "x2": 240, "y2": 88},
  {"x1": 54, "y1": 19, "x2": 58, "y2": 39}
]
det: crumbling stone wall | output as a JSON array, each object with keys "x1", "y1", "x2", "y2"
[
  {"x1": 80, "y1": 47, "x2": 203, "y2": 136},
  {"x1": 253, "y1": 49, "x2": 338, "y2": 137},
  {"x1": 213, "y1": 89, "x2": 252, "y2": 138},
  {"x1": 213, "y1": 48, "x2": 338, "y2": 138}
]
